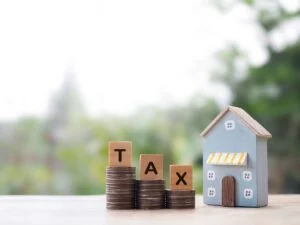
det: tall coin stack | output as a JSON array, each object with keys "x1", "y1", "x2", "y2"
[
  {"x1": 166, "y1": 165, "x2": 195, "y2": 209},
  {"x1": 106, "y1": 141, "x2": 136, "y2": 210},
  {"x1": 106, "y1": 167, "x2": 136, "y2": 209},
  {"x1": 137, "y1": 154, "x2": 165, "y2": 209}
]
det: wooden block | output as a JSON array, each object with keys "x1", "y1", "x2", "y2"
[
  {"x1": 139, "y1": 154, "x2": 163, "y2": 180},
  {"x1": 169, "y1": 165, "x2": 193, "y2": 190},
  {"x1": 108, "y1": 141, "x2": 132, "y2": 167},
  {"x1": 222, "y1": 176, "x2": 235, "y2": 207}
]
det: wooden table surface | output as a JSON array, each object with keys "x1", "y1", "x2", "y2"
[{"x1": 0, "y1": 195, "x2": 298, "y2": 225}]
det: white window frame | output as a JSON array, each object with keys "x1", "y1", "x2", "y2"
[
  {"x1": 242, "y1": 171, "x2": 252, "y2": 181},
  {"x1": 224, "y1": 120, "x2": 235, "y2": 131},
  {"x1": 244, "y1": 188, "x2": 253, "y2": 199},
  {"x1": 207, "y1": 187, "x2": 216, "y2": 197},
  {"x1": 207, "y1": 170, "x2": 216, "y2": 181}
]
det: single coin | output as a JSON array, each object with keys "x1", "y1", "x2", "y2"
[
  {"x1": 137, "y1": 195, "x2": 165, "y2": 199},
  {"x1": 106, "y1": 191, "x2": 135, "y2": 195},
  {"x1": 136, "y1": 199, "x2": 164, "y2": 202},
  {"x1": 166, "y1": 194, "x2": 195, "y2": 198},
  {"x1": 166, "y1": 196, "x2": 195, "y2": 201},
  {"x1": 166, "y1": 195, "x2": 195, "y2": 199},
  {"x1": 137, "y1": 204, "x2": 165, "y2": 209},
  {"x1": 106, "y1": 183, "x2": 135, "y2": 187},
  {"x1": 106, "y1": 173, "x2": 135, "y2": 176},
  {"x1": 167, "y1": 201, "x2": 195, "y2": 206},
  {"x1": 137, "y1": 199, "x2": 165, "y2": 203},
  {"x1": 136, "y1": 185, "x2": 165, "y2": 189},
  {"x1": 106, "y1": 201, "x2": 135, "y2": 205},
  {"x1": 107, "y1": 200, "x2": 135, "y2": 205},
  {"x1": 106, "y1": 175, "x2": 135, "y2": 178},
  {"x1": 106, "y1": 176, "x2": 135, "y2": 180},
  {"x1": 166, "y1": 201, "x2": 195, "y2": 206},
  {"x1": 106, "y1": 180, "x2": 136, "y2": 185},
  {"x1": 137, "y1": 193, "x2": 165, "y2": 198},
  {"x1": 166, "y1": 199, "x2": 195, "y2": 204},
  {"x1": 165, "y1": 190, "x2": 195, "y2": 196},
  {"x1": 167, "y1": 204, "x2": 195, "y2": 208},
  {"x1": 106, "y1": 173, "x2": 135, "y2": 177},
  {"x1": 106, "y1": 204, "x2": 135, "y2": 210},
  {"x1": 166, "y1": 205, "x2": 195, "y2": 209},
  {"x1": 106, "y1": 167, "x2": 136, "y2": 173},
  {"x1": 106, "y1": 166, "x2": 136, "y2": 170},
  {"x1": 136, "y1": 191, "x2": 165, "y2": 195},
  {"x1": 136, "y1": 187, "x2": 165, "y2": 191},
  {"x1": 106, "y1": 178, "x2": 135, "y2": 181},
  {"x1": 106, "y1": 176, "x2": 136, "y2": 180},
  {"x1": 137, "y1": 180, "x2": 165, "y2": 184},
  {"x1": 106, "y1": 180, "x2": 136, "y2": 184}
]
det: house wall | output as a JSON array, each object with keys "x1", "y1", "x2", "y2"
[
  {"x1": 256, "y1": 137, "x2": 268, "y2": 206},
  {"x1": 203, "y1": 112, "x2": 259, "y2": 207}
]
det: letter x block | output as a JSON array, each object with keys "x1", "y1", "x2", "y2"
[
  {"x1": 108, "y1": 141, "x2": 132, "y2": 167},
  {"x1": 169, "y1": 165, "x2": 193, "y2": 190},
  {"x1": 140, "y1": 154, "x2": 163, "y2": 180}
]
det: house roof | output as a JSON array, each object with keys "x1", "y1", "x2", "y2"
[{"x1": 200, "y1": 106, "x2": 272, "y2": 138}]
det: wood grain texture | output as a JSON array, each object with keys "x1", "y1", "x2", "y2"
[
  {"x1": 0, "y1": 195, "x2": 298, "y2": 225},
  {"x1": 222, "y1": 176, "x2": 235, "y2": 207},
  {"x1": 169, "y1": 165, "x2": 193, "y2": 190},
  {"x1": 139, "y1": 154, "x2": 163, "y2": 180},
  {"x1": 108, "y1": 141, "x2": 132, "y2": 167}
]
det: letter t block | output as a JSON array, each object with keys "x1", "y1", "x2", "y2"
[
  {"x1": 108, "y1": 141, "x2": 132, "y2": 167},
  {"x1": 140, "y1": 154, "x2": 163, "y2": 180},
  {"x1": 170, "y1": 165, "x2": 193, "y2": 190}
]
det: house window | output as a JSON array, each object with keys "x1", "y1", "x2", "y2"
[
  {"x1": 244, "y1": 189, "x2": 253, "y2": 199},
  {"x1": 225, "y1": 120, "x2": 235, "y2": 130},
  {"x1": 207, "y1": 187, "x2": 216, "y2": 197},
  {"x1": 207, "y1": 170, "x2": 215, "y2": 181},
  {"x1": 243, "y1": 171, "x2": 252, "y2": 181}
]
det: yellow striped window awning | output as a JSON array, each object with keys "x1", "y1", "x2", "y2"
[{"x1": 206, "y1": 152, "x2": 247, "y2": 166}]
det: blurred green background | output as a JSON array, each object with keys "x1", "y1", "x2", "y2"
[{"x1": 0, "y1": 0, "x2": 300, "y2": 194}]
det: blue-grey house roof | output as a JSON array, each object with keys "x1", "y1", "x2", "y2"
[{"x1": 200, "y1": 106, "x2": 272, "y2": 138}]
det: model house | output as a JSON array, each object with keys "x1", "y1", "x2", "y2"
[{"x1": 201, "y1": 106, "x2": 272, "y2": 207}]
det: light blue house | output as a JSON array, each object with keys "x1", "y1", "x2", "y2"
[{"x1": 201, "y1": 106, "x2": 272, "y2": 207}]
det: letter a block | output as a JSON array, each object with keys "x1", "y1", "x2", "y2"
[
  {"x1": 140, "y1": 154, "x2": 163, "y2": 180},
  {"x1": 170, "y1": 165, "x2": 193, "y2": 190},
  {"x1": 108, "y1": 141, "x2": 132, "y2": 167}
]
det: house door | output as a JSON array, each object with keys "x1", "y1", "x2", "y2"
[{"x1": 222, "y1": 176, "x2": 235, "y2": 207}]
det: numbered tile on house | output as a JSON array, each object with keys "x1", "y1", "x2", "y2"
[
  {"x1": 169, "y1": 165, "x2": 193, "y2": 190},
  {"x1": 108, "y1": 141, "x2": 132, "y2": 167},
  {"x1": 140, "y1": 154, "x2": 163, "y2": 180}
]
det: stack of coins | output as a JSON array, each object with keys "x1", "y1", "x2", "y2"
[
  {"x1": 106, "y1": 167, "x2": 136, "y2": 209},
  {"x1": 166, "y1": 165, "x2": 195, "y2": 209},
  {"x1": 165, "y1": 190, "x2": 195, "y2": 209},
  {"x1": 136, "y1": 180, "x2": 165, "y2": 209}
]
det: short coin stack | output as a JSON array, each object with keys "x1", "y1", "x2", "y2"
[
  {"x1": 166, "y1": 165, "x2": 195, "y2": 209},
  {"x1": 106, "y1": 167, "x2": 136, "y2": 209},
  {"x1": 136, "y1": 180, "x2": 165, "y2": 209},
  {"x1": 165, "y1": 190, "x2": 195, "y2": 209}
]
